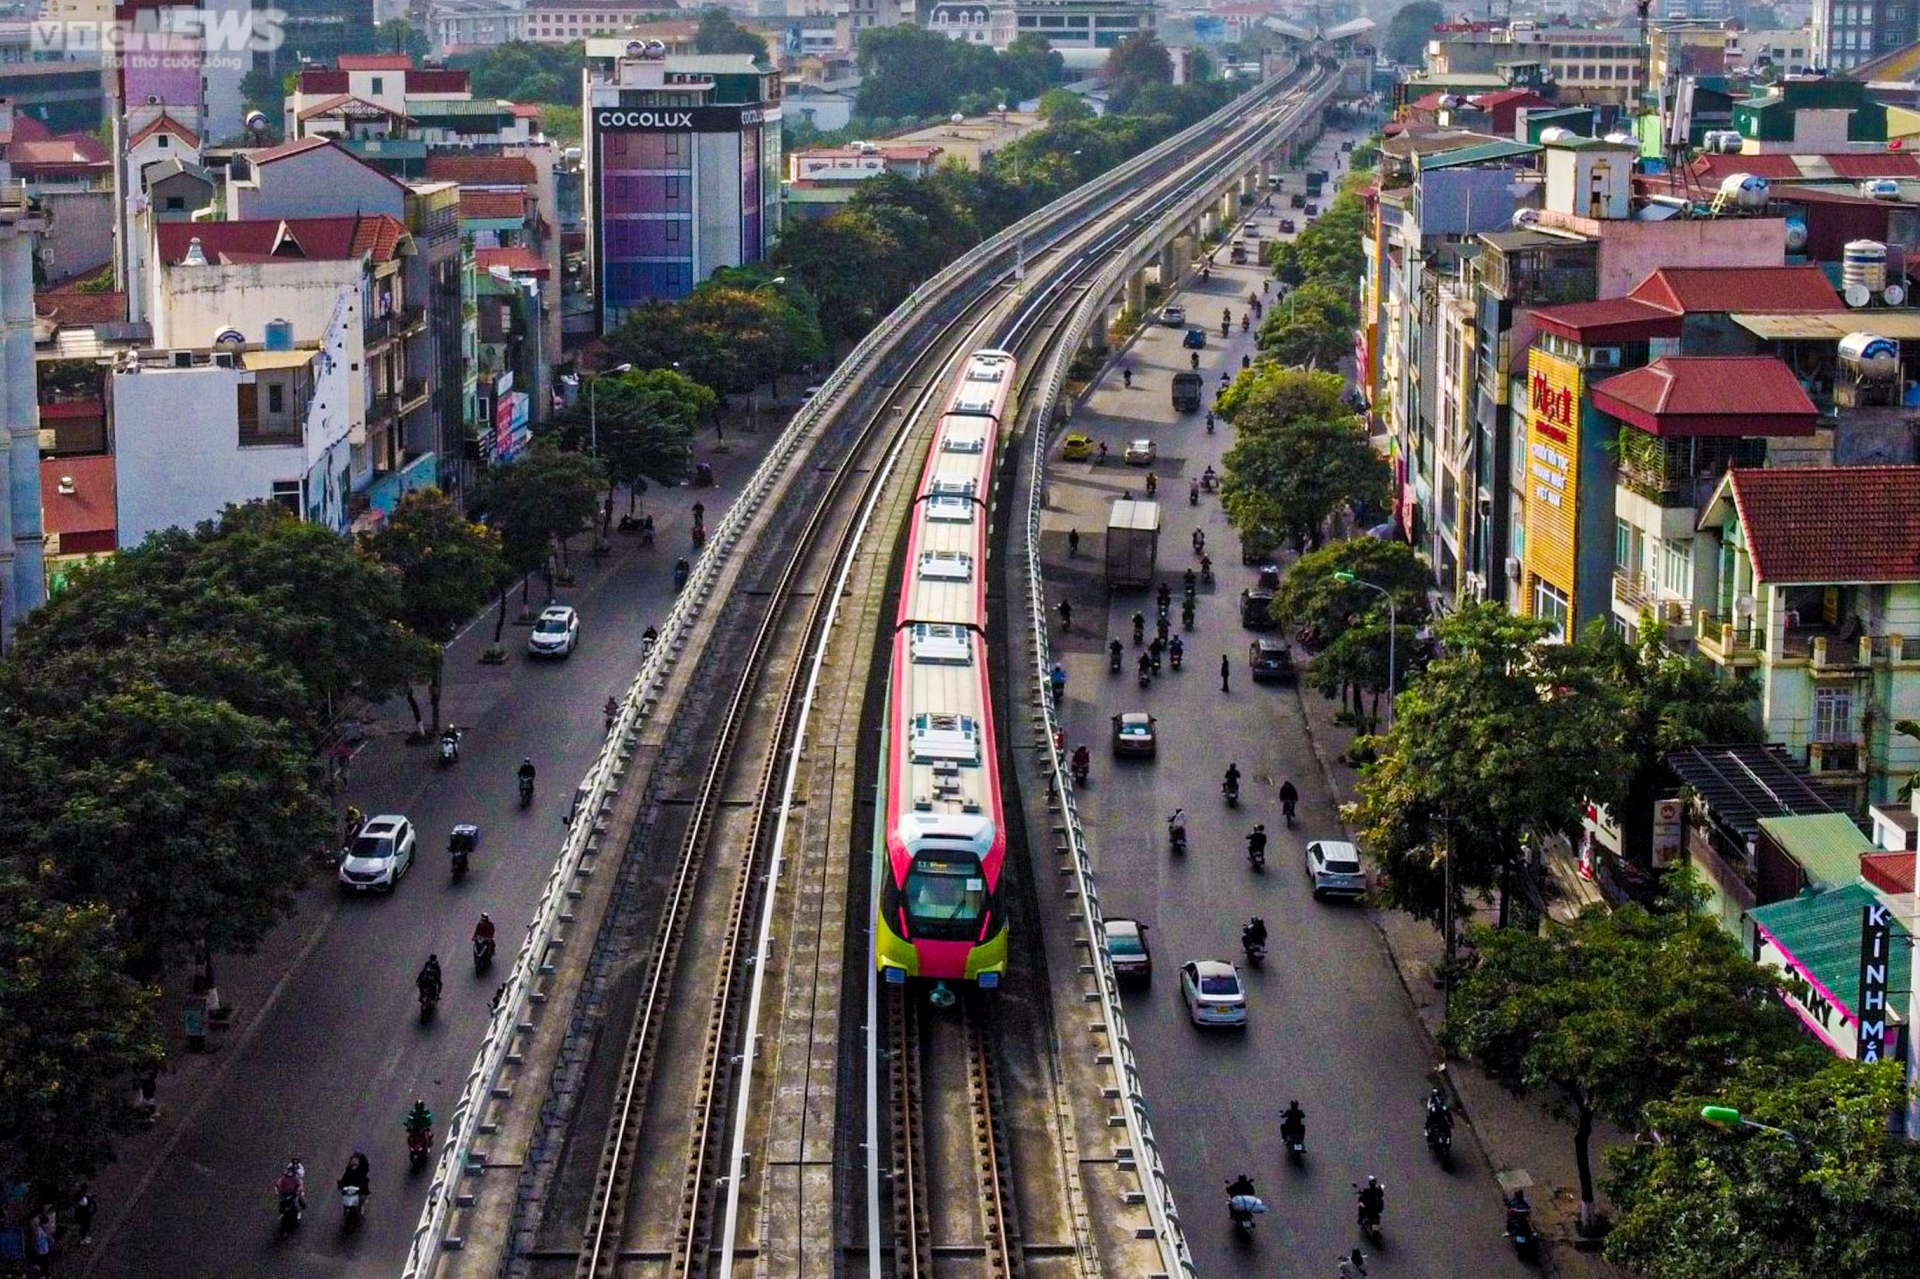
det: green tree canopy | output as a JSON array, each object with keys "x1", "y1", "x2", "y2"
[
  {"x1": 1037, "y1": 87, "x2": 1094, "y2": 122},
  {"x1": 447, "y1": 41, "x2": 585, "y2": 105},
  {"x1": 1272, "y1": 537, "x2": 1431, "y2": 723},
  {"x1": 1256, "y1": 281, "x2": 1358, "y2": 371},
  {"x1": 2, "y1": 680, "x2": 330, "y2": 972},
  {"x1": 1445, "y1": 893, "x2": 1827, "y2": 1231},
  {"x1": 1104, "y1": 34, "x2": 1173, "y2": 111},
  {"x1": 550, "y1": 367, "x2": 709, "y2": 501},
  {"x1": 1217, "y1": 363, "x2": 1348, "y2": 427},
  {"x1": 693, "y1": 6, "x2": 768, "y2": 59},
  {"x1": 1220, "y1": 411, "x2": 1389, "y2": 554},
  {"x1": 377, "y1": 17, "x2": 429, "y2": 59},
  {"x1": 1383, "y1": 0, "x2": 1445, "y2": 64},
  {"x1": 1606, "y1": 1060, "x2": 1920, "y2": 1278},
  {"x1": 1353, "y1": 604, "x2": 1633, "y2": 927},
  {"x1": 0, "y1": 867, "x2": 162, "y2": 1196},
  {"x1": 362, "y1": 487, "x2": 506, "y2": 731}
]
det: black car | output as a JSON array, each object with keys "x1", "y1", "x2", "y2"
[
  {"x1": 1250, "y1": 638, "x2": 1297, "y2": 684},
  {"x1": 1183, "y1": 327, "x2": 1207, "y2": 349},
  {"x1": 1241, "y1": 588, "x2": 1279, "y2": 630}
]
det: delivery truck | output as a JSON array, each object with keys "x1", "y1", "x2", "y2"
[
  {"x1": 1172, "y1": 371, "x2": 1204, "y2": 413},
  {"x1": 1105, "y1": 499, "x2": 1161, "y2": 589}
]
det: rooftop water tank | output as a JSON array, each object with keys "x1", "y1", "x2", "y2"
[
  {"x1": 1839, "y1": 331, "x2": 1900, "y2": 381},
  {"x1": 1784, "y1": 216, "x2": 1808, "y2": 253},
  {"x1": 1717, "y1": 173, "x2": 1770, "y2": 209},
  {"x1": 1539, "y1": 126, "x2": 1574, "y2": 144},
  {"x1": 1843, "y1": 240, "x2": 1889, "y2": 293},
  {"x1": 264, "y1": 318, "x2": 294, "y2": 351},
  {"x1": 1861, "y1": 178, "x2": 1903, "y2": 200}
]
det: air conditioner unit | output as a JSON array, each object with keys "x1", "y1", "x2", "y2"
[
  {"x1": 1505, "y1": 555, "x2": 1522, "y2": 580},
  {"x1": 212, "y1": 351, "x2": 235, "y2": 368},
  {"x1": 1588, "y1": 346, "x2": 1621, "y2": 367}
]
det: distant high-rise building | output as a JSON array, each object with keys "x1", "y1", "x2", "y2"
[{"x1": 1811, "y1": 0, "x2": 1917, "y2": 70}]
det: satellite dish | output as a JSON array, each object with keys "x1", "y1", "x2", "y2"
[
  {"x1": 644, "y1": 39, "x2": 666, "y2": 56},
  {"x1": 1845, "y1": 282, "x2": 1872, "y2": 307},
  {"x1": 1887, "y1": 283, "x2": 1908, "y2": 306}
]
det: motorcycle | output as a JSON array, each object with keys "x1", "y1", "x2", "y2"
[
  {"x1": 406, "y1": 1126, "x2": 433, "y2": 1172},
  {"x1": 673, "y1": 560, "x2": 691, "y2": 592},
  {"x1": 1190, "y1": 481, "x2": 1200, "y2": 505},
  {"x1": 1109, "y1": 642, "x2": 1123, "y2": 674},
  {"x1": 1200, "y1": 558, "x2": 1215, "y2": 585},
  {"x1": 473, "y1": 934, "x2": 496, "y2": 974},
  {"x1": 1223, "y1": 778, "x2": 1239, "y2": 806},
  {"x1": 1169, "y1": 641, "x2": 1184, "y2": 670},
  {"x1": 1182, "y1": 600, "x2": 1196, "y2": 630},
  {"x1": 1227, "y1": 1187, "x2": 1267, "y2": 1236},
  {"x1": 1504, "y1": 1201, "x2": 1537, "y2": 1262},
  {"x1": 1070, "y1": 756, "x2": 1090, "y2": 787},
  {"x1": 518, "y1": 775, "x2": 535, "y2": 809},
  {"x1": 437, "y1": 727, "x2": 461, "y2": 766},
  {"x1": 1426, "y1": 1115, "x2": 1453, "y2": 1165},
  {"x1": 1168, "y1": 821, "x2": 1188, "y2": 856},
  {"x1": 1137, "y1": 656, "x2": 1152, "y2": 689},
  {"x1": 1281, "y1": 1121, "x2": 1306, "y2": 1162},
  {"x1": 1247, "y1": 841, "x2": 1266, "y2": 872},
  {"x1": 277, "y1": 1187, "x2": 304, "y2": 1236},
  {"x1": 417, "y1": 979, "x2": 440, "y2": 1019},
  {"x1": 1242, "y1": 936, "x2": 1266, "y2": 965},
  {"x1": 1354, "y1": 1186, "x2": 1384, "y2": 1244},
  {"x1": 340, "y1": 1183, "x2": 365, "y2": 1229},
  {"x1": 449, "y1": 824, "x2": 478, "y2": 882}
]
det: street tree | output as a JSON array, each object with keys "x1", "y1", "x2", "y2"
[
  {"x1": 606, "y1": 299, "x2": 740, "y2": 395},
  {"x1": 1104, "y1": 34, "x2": 1173, "y2": 111},
  {"x1": 1217, "y1": 364, "x2": 1348, "y2": 429},
  {"x1": 0, "y1": 865, "x2": 162, "y2": 1196},
  {"x1": 1002, "y1": 32, "x2": 1064, "y2": 93},
  {"x1": 1256, "y1": 279, "x2": 1357, "y2": 371},
  {"x1": 693, "y1": 6, "x2": 768, "y2": 58},
  {"x1": 5, "y1": 503, "x2": 418, "y2": 743},
  {"x1": 557, "y1": 367, "x2": 710, "y2": 508},
  {"x1": 1272, "y1": 537, "x2": 1431, "y2": 725},
  {"x1": 1606, "y1": 1060, "x2": 1920, "y2": 1278},
  {"x1": 361, "y1": 487, "x2": 506, "y2": 734},
  {"x1": 1444, "y1": 893, "x2": 1827, "y2": 1233},
  {"x1": 1220, "y1": 412, "x2": 1390, "y2": 553},
  {"x1": 2, "y1": 680, "x2": 331, "y2": 973},
  {"x1": 1383, "y1": 0, "x2": 1445, "y2": 63},
  {"x1": 1585, "y1": 623, "x2": 1761, "y2": 863},
  {"x1": 773, "y1": 210, "x2": 908, "y2": 343},
  {"x1": 1353, "y1": 604, "x2": 1633, "y2": 928},
  {"x1": 469, "y1": 443, "x2": 605, "y2": 645}
]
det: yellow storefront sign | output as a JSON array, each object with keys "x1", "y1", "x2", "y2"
[{"x1": 1521, "y1": 349, "x2": 1582, "y2": 618}]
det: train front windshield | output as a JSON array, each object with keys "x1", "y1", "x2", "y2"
[{"x1": 903, "y1": 854, "x2": 987, "y2": 939}]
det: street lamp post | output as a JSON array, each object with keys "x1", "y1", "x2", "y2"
[
  {"x1": 1701, "y1": 1105, "x2": 1803, "y2": 1143},
  {"x1": 588, "y1": 361, "x2": 633, "y2": 457},
  {"x1": 747, "y1": 276, "x2": 788, "y2": 438},
  {"x1": 1333, "y1": 570, "x2": 1397, "y2": 732}
]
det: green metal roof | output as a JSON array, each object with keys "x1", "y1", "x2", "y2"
[
  {"x1": 1759, "y1": 813, "x2": 1874, "y2": 888},
  {"x1": 1417, "y1": 138, "x2": 1543, "y2": 169},
  {"x1": 1750, "y1": 882, "x2": 1911, "y2": 1018}
]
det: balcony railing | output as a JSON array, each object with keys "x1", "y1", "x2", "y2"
[
  {"x1": 1808, "y1": 740, "x2": 1864, "y2": 775},
  {"x1": 368, "y1": 393, "x2": 398, "y2": 426},
  {"x1": 1612, "y1": 570, "x2": 1694, "y2": 626},
  {"x1": 239, "y1": 420, "x2": 302, "y2": 448},
  {"x1": 399, "y1": 376, "x2": 430, "y2": 410},
  {"x1": 1695, "y1": 608, "x2": 1760, "y2": 665},
  {"x1": 364, "y1": 305, "x2": 427, "y2": 345}
]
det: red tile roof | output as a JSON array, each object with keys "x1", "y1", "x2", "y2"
[
  {"x1": 510, "y1": 103, "x2": 543, "y2": 120},
  {"x1": 1474, "y1": 88, "x2": 1552, "y2": 110},
  {"x1": 39, "y1": 454, "x2": 116, "y2": 546},
  {"x1": 1723, "y1": 466, "x2": 1920, "y2": 584},
  {"x1": 1407, "y1": 92, "x2": 1448, "y2": 111},
  {"x1": 1590, "y1": 357, "x2": 1818, "y2": 437},
  {"x1": 296, "y1": 94, "x2": 405, "y2": 121},
  {"x1": 247, "y1": 135, "x2": 335, "y2": 164},
  {"x1": 5, "y1": 113, "x2": 49, "y2": 143},
  {"x1": 426, "y1": 154, "x2": 537, "y2": 186},
  {"x1": 1528, "y1": 297, "x2": 1684, "y2": 342},
  {"x1": 36, "y1": 287, "x2": 128, "y2": 327},
  {"x1": 126, "y1": 113, "x2": 198, "y2": 150},
  {"x1": 459, "y1": 191, "x2": 528, "y2": 222},
  {"x1": 476, "y1": 245, "x2": 550, "y2": 278},
  {"x1": 1863, "y1": 851, "x2": 1916, "y2": 894},
  {"x1": 336, "y1": 53, "x2": 414, "y2": 70},
  {"x1": 1824, "y1": 153, "x2": 1920, "y2": 179},
  {"x1": 155, "y1": 215, "x2": 412, "y2": 266},
  {"x1": 1631, "y1": 265, "x2": 1842, "y2": 314},
  {"x1": 9, "y1": 135, "x2": 108, "y2": 167}
]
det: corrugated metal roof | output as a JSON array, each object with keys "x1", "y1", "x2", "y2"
[
  {"x1": 1418, "y1": 139, "x2": 1542, "y2": 169},
  {"x1": 243, "y1": 349, "x2": 318, "y2": 371},
  {"x1": 1749, "y1": 882, "x2": 1911, "y2": 1019},
  {"x1": 1735, "y1": 311, "x2": 1920, "y2": 340},
  {"x1": 1760, "y1": 814, "x2": 1874, "y2": 887},
  {"x1": 1667, "y1": 743, "x2": 1841, "y2": 839}
]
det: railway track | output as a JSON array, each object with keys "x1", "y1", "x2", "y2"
[{"x1": 547, "y1": 63, "x2": 1338, "y2": 1279}]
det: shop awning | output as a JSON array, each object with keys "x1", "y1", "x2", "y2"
[
  {"x1": 1758, "y1": 813, "x2": 1874, "y2": 887},
  {"x1": 1749, "y1": 883, "x2": 1910, "y2": 1057},
  {"x1": 1667, "y1": 743, "x2": 1842, "y2": 841},
  {"x1": 1733, "y1": 311, "x2": 1920, "y2": 341}
]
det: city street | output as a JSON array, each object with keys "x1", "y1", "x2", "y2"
[
  {"x1": 1040, "y1": 138, "x2": 1528, "y2": 1277},
  {"x1": 84, "y1": 442, "x2": 757, "y2": 1278}
]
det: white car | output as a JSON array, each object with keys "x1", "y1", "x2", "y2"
[
  {"x1": 1124, "y1": 438, "x2": 1157, "y2": 466},
  {"x1": 1179, "y1": 960, "x2": 1248, "y2": 1026},
  {"x1": 338, "y1": 815, "x2": 417, "y2": 892},
  {"x1": 1306, "y1": 839, "x2": 1368, "y2": 899},
  {"x1": 1161, "y1": 304, "x2": 1186, "y2": 327},
  {"x1": 528, "y1": 605, "x2": 580, "y2": 657},
  {"x1": 801, "y1": 384, "x2": 824, "y2": 401}
]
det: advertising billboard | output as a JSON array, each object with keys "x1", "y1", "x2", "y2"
[{"x1": 1521, "y1": 348, "x2": 1582, "y2": 620}]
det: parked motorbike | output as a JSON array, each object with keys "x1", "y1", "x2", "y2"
[
  {"x1": 1504, "y1": 1198, "x2": 1538, "y2": 1263},
  {"x1": 437, "y1": 727, "x2": 461, "y2": 766}
]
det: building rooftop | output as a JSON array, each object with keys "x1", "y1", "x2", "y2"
[
  {"x1": 155, "y1": 215, "x2": 413, "y2": 266},
  {"x1": 1712, "y1": 465, "x2": 1920, "y2": 584},
  {"x1": 1417, "y1": 138, "x2": 1542, "y2": 169},
  {"x1": 1759, "y1": 813, "x2": 1876, "y2": 887},
  {"x1": 336, "y1": 53, "x2": 415, "y2": 71},
  {"x1": 1863, "y1": 850, "x2": 1917, "y2": 894},
  {"x1": 296, "y1": 94, "x2": 407, "y2": 122},
  {"x1": 39, "y1": 454, "x2": 116, "y2": 550},
  {"x1": 1529, "y1": 296, "x2": 1683, "y2": 342},
  {"x1": 476, "y1": 245, "x2": 550, "y2": 277},
  {"x1": 458, "y1": 191, "x2": 528, "y2": 222},
  {"x1": 425, "y1": 154, "x2": 538, "y2": 185},
  {"x1": 1667, "y1": 742, "x2": 1844, "y2": 840},
  {"x1": 36, "y1": 284, "x2": 128, "y2": 328},
  {"x1": 1590, "y1": 357, "x2": 1819, "y2": 437},
  {"x1": 1631, "y1": 265, "x2": 1843, "y2": 314},
  {"x1": 1687, "y1": 151, "x2": 1920, "y2": 185},
  {"x1": 1749, "y1": 883, "x2": 1911, "y2": 1044}
]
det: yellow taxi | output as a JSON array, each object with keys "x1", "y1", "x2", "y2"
[{"x1": 1061, "y1": 432, "x2": 1096, "y2": 461}]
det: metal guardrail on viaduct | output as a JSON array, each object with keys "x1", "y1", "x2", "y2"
[{"x1": 400, "y1": 59, "x2": 1337, "y2": 1279}]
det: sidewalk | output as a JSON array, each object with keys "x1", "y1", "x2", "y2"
[
  {"x1": 1293, "y1": 689, "x2": 1634, "y2": 1279},
  {"x1": 69, "y1": 412, "x2": 769, "y2": 1276}
]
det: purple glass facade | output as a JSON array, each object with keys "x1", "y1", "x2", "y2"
[
  {"x1": 598, "y1": 129, "x2": 695, "y2": 308},
  {"x1": 740, "y1": 125, "x2": 762, "y2": 266}
]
